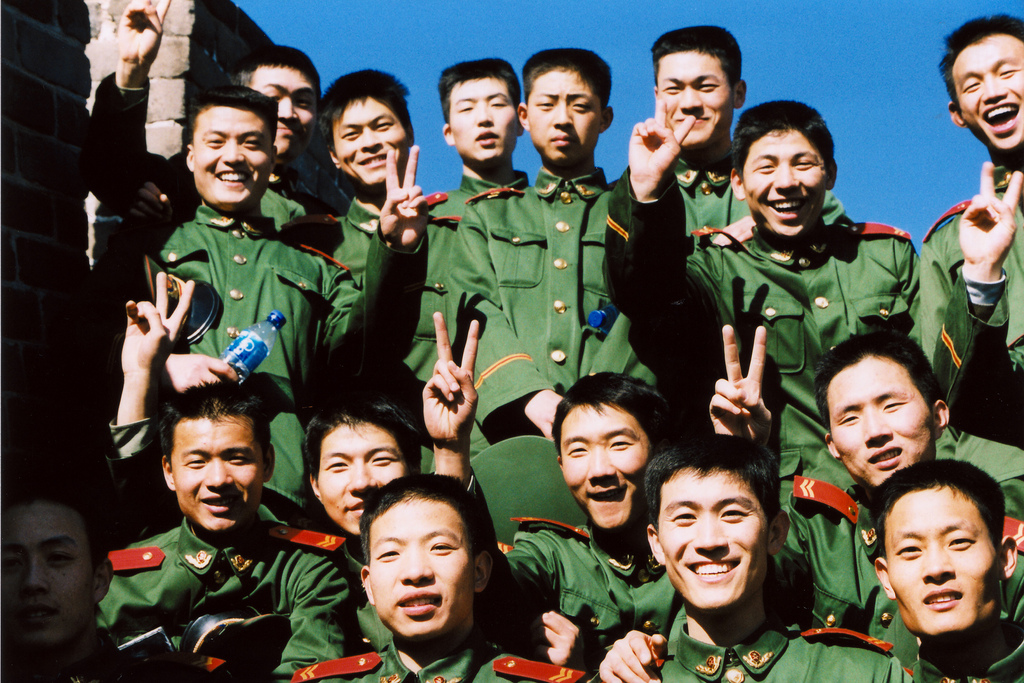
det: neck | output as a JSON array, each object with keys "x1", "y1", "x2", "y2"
[
  {"x1": 355, "y1": 191, "x2": 385, "y2": 214},
  {"x1": 541, "y1": 159, "x2": 595, "y2": 181},
  {"x1": 919, "y1": 621, "x2": 1015, "y2": 677},
  {"x1": 190, "y1": 516, "x2": 256, "y2": 546},
  {"x1": 395, "y1": 622, "x2": 473, "y2": 673},
  {"x1": 989, "y1": 148, "x2": 1024, "y2": 173},
  {"x1": 679, "y1": 140, "x2": 732, "y2": 169},
  {"x1": 463, "y1": 162, "x2": 517, "y2": 186},
  {"x1": 10, "y1": 633, "x2": 98, "y2": 678},
  {"x1": 684, "y1": 595, "x2": 767, "y2": 647},
  {"x1": 203, "y1": 200, "x2": 264, "y2": 219},
  {"x1": 592, "y1": 517, "x2": 652, "y2": 559}
]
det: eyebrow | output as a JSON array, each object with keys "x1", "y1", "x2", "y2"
[
  {"x1": 893, "y1": 522, "x2": 975, "y2": 542},
  {"x1": 2, "y1": 535, "x2": 80, "y2": 552},
  {"x1": 372, "y1": 527, "x2": 463, "y2": 549},
  {"x1": 663, "y1": 495, "x2": 757, "y2": 515}
]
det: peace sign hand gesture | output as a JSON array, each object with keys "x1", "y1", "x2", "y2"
[
  {"x1": 380, "y1": 146, "x2": 429, "y2": 252},
  {"x1": 116, "y1": 0, "x2": 172, "y2": 88},
  {"x1": 424, "y1": 313, "x2": 479, "y2": 486},
  {"x1": 628, "y1": 98, "x2": 696, "y2": 202},
  {"x1": 709, "y1": 325, "x2": 772, "y2": 446},
  {"x1": 960, "y1": 162, "x2": 1023, "y2": 283}
]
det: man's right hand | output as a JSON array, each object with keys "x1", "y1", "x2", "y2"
[
  {"x1": 116, "y1": 0, "x2": 172, "y2": 89},
  {"x1": 525, "y1": 389, "x2": 562, "y2": 440},
  {"x1": 598, "y1": 630, "x2": 666, "y2": 683},
  {"x1": 128, "y1": 181, "x2": 173, "y2": 224},
  {"x1": 628, "y1": 99, "x2": 695, "y2": 203},
  {"x1": 162, "y1": 353, "x2": 238, "y2": 392}
]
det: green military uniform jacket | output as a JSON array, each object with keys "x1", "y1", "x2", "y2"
[
  {"x1": 503, "y1": 519, "x2": 682, "y2": 671},
  {"x1": 657, "y1": 616, "x2": 910, "y2": 682},
  {"x1": 100, "y1": 509, "x2": 350, "y2": 681},
  {"x1": 450, "y1": 169, "x2": 655, "y2": 439},
  {"x1": 912, "y1": 623, "x2": 1024, "y2": 682},
  {"x1": 605, "y1": 175, "x2": 918, "y2": 485}
]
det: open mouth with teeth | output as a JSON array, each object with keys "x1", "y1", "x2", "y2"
[
  {"x1": 924, "y1": 590, "x2": 962, "y2": 611},
  {"x1": 691, "y1": 562, "x2": 736, "y2": 579},
  {"x1": 360, "y1": 154, "x2": 387, "y2": 167},
  {"x1": 768, "y1": 198, "x2": 807, "y2": 217},
  {"x1": 588, "y1": 488, "x2": 626, "y2": 503},
  {"x1": 202, "y1": 496, "x2": 240, "y2": 514},
  {"x1": 869, "y1": 448, "x2": 902, "y2": 470},
  {"x1": 217, "y1": 171, "x2": 251, "y2": 184},
  {"x1": 19, "y1": 605, "x2": 58, "y2": 624},
  {"x1": 399, "y1": 594, "x2": 442, "y2": 617},
  {"x1": 984, "y1": 104, "x2": 1020, "y2": 134}
]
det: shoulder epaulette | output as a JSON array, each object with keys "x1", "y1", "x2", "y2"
[
  {"x1": 282, "y1": 214, "x2": 339, "y2": 229},
  {"x1": 800, "y1": 627, "x2": 893, "y2": 654},
  {"x1": 493, "y1": 656, "x2": 586, "y2": 683},
  {"x1": 269, "y1": 524, "x2": 345, "y2": 552},
  {"x1": 142, "y1": 652, "x2": 226, "y2": 672},
  {"x1": 295, "y1": 243, "x2": 350, "y2": 271},
  {"x1": 108, "y1": 546, "x2": 165, "y2": 572},
  {"x1": 512, "y1": 517, "x2": 589, "y2": 540},
  {"x1": 852, "y1": 222, "x2": 911, "y2": 241},
  {"x1": 466, "y1": 187, "x2": 525, "y2": 204},
  {"x1": 291, "y1": 653, "x2": 382, "y2": 682},
  {"x1": 1004, "y1": 517, "x2": 1024, "y2": 554},
  {"x1": 430, "y1": 215, "x2": 462, "y2": 225},
  {"x1": 426, "y1": 191, "x2": 448, "y2": 207},
  {"x1": 692, "y1": 226, "x2": 751, "y2": 250},
  {"x1": 924, "y1": 200, "x2": 970, "y2": 243},
  {"x1": 498, "y1": 541, "x2": 514, "y2": 554},
  {"x1": 793, "y1": 476, "x2": 859, "y2": 524}
]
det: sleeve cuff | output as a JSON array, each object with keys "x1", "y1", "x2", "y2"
[
  {"x1": 963, "y1": 270, "x2": 1006, "y2": 307},
  {"x1": 109, "y1": 417, "x2": 158, "y2": 461}
]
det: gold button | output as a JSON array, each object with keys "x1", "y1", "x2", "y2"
[
  {"x1": 433, "y1": 677, "x2": 445, "y2": 683},
  {"x1": 826, "y1": 614, "x2": 836, "y2": 627},
  {"x1": 814, "y1": 296, "x2": 829, "y2": 309},
  {"x1": 298, "y1": 282, "x2": 307, "y2": 289},
  {"x1": 142, "y1": 552, "x2": 153, "y2": 561},
  {"x1": 226, "y1": 326, "x2": 240, "y2": 339},
  {"x1": 435, "y1": 282, "x2": 445, "y2": 290},
  {"x1": 642, "y1": 620, "x2": 656, "y2": 632},
  {"x1": 560, "y1": 191, "x2": 572, "y2": 204},
  {"x1": 555, "y1": 221, "x2": 570, "y2": 233},
  {"x1": 765, "y1": 307, "x2": 777, "y2": 317},
  {"x1": 553, "y1": 258, "x2": 567, "y2": 270},
  {"x1": 725, "y1": 670, "x2": 744, "y2": 683},
  {"x1": 589, "y1": 616, "x2": 600, "y2": 626},
  {"x1": 213, "y1": 570, "x2": 227, "y2": 585},
  {"x1": 880, "y1": 612, "x2": 894, "y2": 627},
  {"x1": 551, "y1": 350, "x2": 567, "y2": 363},
  {"x1": 879, "y1": 308, "x2": 890, "y2": 317},
  {"x1": 167, "y1": 252, "x2": 178, "y2": 262},
  {"x1": 700, "y1": 181, "x2": 711, "y2": 196},
  {"x1": 231, "y1": 229, "x2": 244, "y2": 239},
  {"x1": 229, "y1": 289, "x2": 243, "y2": 300},
  {"x1": 358, "y1": 658, "x2": 366, "y2": 665},
  {"x1": 553, "y1": 300, "x2": 567, "y2": 313},
  {"x1": 798, "y1": 256, "x2": 811, "y2": 267},
  {"x1": 511, "y1": 236, "x2": 521, "y2": 244},
  {"x1": 233, "y1": 254, "x2": 247, "y2": 265}
]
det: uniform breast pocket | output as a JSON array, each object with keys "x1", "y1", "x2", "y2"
[
  {"x1": 491, "y1": 229, "x2": 547, "y2": 288},
  {"x1": 748, "y1": 296, "x2": 806, "y2": 374},
  {"x1": 581, "y1": 235, "x2": 609, "y2": 296},
  {"x1": 413, "y1": 282, "x2": 450, "y2": 341},
  {"x1": 852, "y1": 294, "x2": 911, "y2": 333},
  {"x1": 812, "y1": 585, "x2": 866, "y2": 633},
  {"x1": 559, "y1": 588, "x2": 623, "y2": 652},
  {"x1": 272, "y1": 265, "x2": 330, "y2": 314}
]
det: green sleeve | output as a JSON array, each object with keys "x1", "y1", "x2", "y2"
[
  {"x1": 276, "y1": 553, "x2": 352, "y2": 680},
  {"x1": 919, "y1": 220, "x2": 961, "y2": 360}
]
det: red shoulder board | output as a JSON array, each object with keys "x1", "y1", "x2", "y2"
[
  {"x1": 498, "y1": 542, "x2": 514, "y2": 554},
  {"x1": 691, "y1": 227, "x2": 726, "y2": 237},
  {"x1": 430, "y1": 215, "x2": 462, "y2": 225},
  {"x1": 291, "y1": 653, "x2": 382, "y2": 682},
  {"x1": 426, "y1": 191, "x2": 448, "y2": 207},
  {"x1": 1004, "y1": 517, "x2": 1024, "y2": 554},
  {"x1": 793, "y1": 476, "x2": 859, "y2": 524},
  {"x1": 801, "y1": 627, "x2": 893, "y2": 654},
  {"x1": 282, "y1": 214, "x2": 339, "y2": 229},
  {"x1": 923, "y1": 200, "x2": 970, "y2": 243},
  {"x1": 493, "y1": 656, "x2": 585, "y2": 683},
  {"x1": 512, "y1": 517, "x2": 590, "y2": 540},
  {"x1": 108, "y1": 547, "x2": 165, "y2": 572},
  {"x1": 852, "y1": 222, "x2": 911, "y2": 241},
  {"x1": 466, "y1": 187, "x2": 525, "y2": 204},
  {"x1": 269, "y1": 525, "x2": 345, "y2": 552},
  {"x1": 295, "y1": 243, "x2": 349, "y2": 271},
  {"x1": 144, "y1": 652, "x2": 225, "y2": 672}
]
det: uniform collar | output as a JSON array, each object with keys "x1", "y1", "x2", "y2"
[
  {"x1": 747, "y1": 220, "x2": 832, "y2": 267},
  {"x1": 345, "y1": 200, "x2": 381, "y2": 235},
  {"x1": 672, "y1": 618, "x2": 788, "y2": 682},
  {"x1": 193, "y1": 204, "x2": 277, "y2": 238},
  {"x1": 533, "y1": 169, "x2": 607, "y2": 201},
  {"x1": 269, "y1": 165, "x2": 298, "y2": 192},
  {"x1": 176, "y1": 509, "x2": 270, "y2": 578},
  {"x1": 588, "y1": 525, "x2": 665, "y2": 584},
  {"x1": 380, "y1": 628, "x2": 500, "y2": 683},
  {"x1": 993, "y1": 164, "x2": 1016, "y2": 191},
  {"x1": 674, "y1": 155, "x2": 732, "y2": 189},
  {"x1": 459, "y1": 170, "x2": 529, "y2": 194},
  {"x1": 913, "y1": 622, "x2": 1024, "y2": 682}
]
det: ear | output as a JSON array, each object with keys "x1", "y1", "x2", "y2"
[
  {"x1": 361, "y1": 565, "x2": 375, "y2": 607},
  {"x1": 162, "y1": 455, "x2": 176, "y2": 492},
  {"x1": 998, "y1": 536, "x2": 1018, "y2": 581},
  {"x1": 518, "y1": 102, "x2": 530, "y2": 132},
  {"x1": 647, "y1": 523, "x2": 666, "y2": 566},
  {"x1": 949, "y1": 101, "x2": 968, "y2": 129},
  {"x1": 310, "y1": 474, "x2": 322, "y2": 502},
  {"x1": 599, "y1": 106, "x2": 614, "y2": 133},
  {"x1": 93, "y1": 558, "x2": 113, "y2": 605},
  {"x1": 329, "y1": 147, "x2": 342, "y2": 169},
  {"x1": 825, "y1": 161, "x2": 837, "y2": 191},
  {"x1": 732, "y1": 79, "x2": 747, "y2": 109},
  {"x1": 825, "y1": 432, "x2": 842, "y2": 461},
  {"x1": 262, "y1": 445, "x2": 275, "y2": 482},
  {"x1": 730, "y1": 168, "x2": 746, "y2": 201},
  {"x1": 931, "y1": 400, "x2": 950, "y2": 439},
  {"x1": 875, "y1": 556, "x2": 897, "y2": 600},
  {"x1": 473, "y1": 550, "x2": 494, "y2": 592},
  {"x1": 443, "y1": 123, "x2": 455, "y2": 147},
  {"x1": 186, "y1": 144, "x2": 195, "y2": 173},
  {"x1": 767, "y1": 509, "x2": 790, "y2": 555}
]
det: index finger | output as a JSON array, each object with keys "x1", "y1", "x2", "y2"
[
  {"x1": 654, "y1": 97, "x2": 668, "y2": 130},
  {"x1": 459, "y1": 319, "x2": 479, "y2": 376},
  {"x1": 721, "y1": 325, "x2": 743, "y2": 383},
  {"x1": 385, "y1": 148, "x2": 400, "y2": 194},
  {"x1": 403, "y1": 145, "x2": 419, "y2": 189},
  {"x1": 980, "y1": 161, "x2": 996, "y2": 198},
  {"x1": 155, "y1": 0, "x2": 172, "y2": 23},
  {"x1": 166, "y1": 280, "x2": 195, "y2": 339},
  {"x1": 747, "y1": 326, "x2": 767, "y2": 387},
  {"x1": 1004, "y1": 170, "x2": 1024, "y2": 216},
  {"x1": 433, "y1": 312, "x2": 454, "y2": 365}
]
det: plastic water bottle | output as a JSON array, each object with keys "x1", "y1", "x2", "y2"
[
  {"x1": 588, "y1": 305, "x2": 619, "y2": 335},
  {"x1": 220, "y1": 310, "x2": 286, "y2": 383}
]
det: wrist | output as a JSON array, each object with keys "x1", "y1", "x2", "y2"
[
  {"x1": 115, "y1": 60, "x2": 150, "y2": 89},
  {"x1": 962, "y1": 260, "x2": 1003, "y2": 284}
]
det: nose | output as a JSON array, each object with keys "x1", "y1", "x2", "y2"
[
  {"x1": 587, "y1": 447, "x2": 618, "y2": 483},
  {"x1": 21, "y1": 557, "x2": 48, "y2": 594},
  {"x1": 348, "y1": 460, "x2": 376, "y2": 496},
  {"x1": 922, "y1": 545, "x2": 955, "y2": 584},
  {"x1": 278, "y1": 96, "x2": 295, "y2": 121},
  {"x1": 399, "y1": 545, "x2": 434, "y2": 585},
  {"x1": 678, "y1": 86, "x2": 702, "y2": 112},
  {"x1": 982, "y1": 74, "x2": 1007, "y2": 101},
  {"x1": 222, "y1": 139, "x2": 245, "y2": 164},
  {"x1": 477, "y1": 103, "x2": 494, "y2": 126},
  {"x1": 774, "y1": 162, "x2": 798, "y2": 189},
  {"x1": 359, "y1": 129, "x2": 383, "y2": 152},
  {"x1": 553, "y1": 100, "x2": 572, "y2": 125},
  {"x1": 862, "y1": 408, "x2": 893, "y2": 447},
  {"x1": 694, "y1": 515, "x2": 728, "y2": 554},
  {"x1": 205, "y1": 459, "x2": 234, "y2": 488}
]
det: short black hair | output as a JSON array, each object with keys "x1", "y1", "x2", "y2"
[
  {"x1": 438, "y1": 58, "x2": 521, "y2": 124},
  {"x1": 523, "y1": 48, "x2": 612, "y2": 108},
  {"x1": 229, "y1": 45, "x2": 321, "y2": 98},
  {"x1": 187, "y1": 86, "x2": 278, "y2": 140},
  {"x1": 159, "y1": 382, "x2": 271, "y2": 457},
  {"x1": 303, "y1": 392, "x2": 422, "y2": 482},
  {"x1": 814, "y1": 331, "x2": 942, "y2": 428},
  {"x1": 875, "y1": 460, "x2": 1005, "y2": 558},
  {"x1": 651, "y1": 26, "x2": 742, "y2": 84},
  {"x1": 319, "y1": 70, "x2": 412, "y2": 154},
  {"x1": 645, "y1": 435, "x2": 781, "y2": 527},
  {"x1": 359, "y1": 474, "x2": 487, "y2": 561},
  {"x1": 732, "y1": 100, "x2": 835, "y2": 174},
  {"x1": 2, "y1": 488, "x2": 112, "y2": 569},
  {"x1": 552, "y1": 373, "x2": 670, "y2": 448},
  {"x1": 941, "y1": 15, "x2": 1024, "y2": 103}
]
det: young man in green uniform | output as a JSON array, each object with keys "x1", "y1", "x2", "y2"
[
  {"x1": 921, "y1": 15, "x2": 1024, "y2": 501},
  {"x1": 606, "y1": 99, "x2": 917, "y2": 487},
  {"x1": 598, "y1": 435, "x2": 908, "y2": 683},
  {"x1": 82, "y1": 0, "x2": 339, "y2": 225},
  {"x1": 875, "y1": 461, "x2": 1024, "y2": 682},
  {"x1": 287, "y1": 475, "x2": 585, "y2": 683}
]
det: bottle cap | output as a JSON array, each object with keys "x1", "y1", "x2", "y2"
[
  {"x1": 267, "y1": 310, "x2": 286, "y2": 328},
  {"x1": 587, "y1": 309, "x2": 606, "y2": 327}
]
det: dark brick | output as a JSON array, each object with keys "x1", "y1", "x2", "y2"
[
  {"x1": 2, "y1": 229, "x2": 16, "y2": 281},
  {"x1": 2, "y1": 342, "x2": 27, "y2": 395},
  {"x1": 18, "y1": 21, "x2": 91, "y2": 97},
  {"x1": 2, "y1": 124, "x2": 15, "y2": 174},
  {"x1": 17, "y1": 132, "x2": 87, "y2": 198},
  {"x1": 2, "y1": 285, "x2": 42, "y2": 342},
  {"x1": 53, "y1": 195, "x2": 88, "y2": 251},
  {"x1": 237, "y1": 10, "x2": 270, "y2": 49},
  {"x1": 16, "y1": 236, "x2": 88, "y2": 292},
  {"x1": 39, "y1": 291, "x2": 78, "y2": 344},
  {"x1": 1, "y1": 65, "x2": 55, "y2": 135},
  {"x1": 54, "y1": 90, "x2": 88, "y2": 145},
  {"x1": 214, "y1": 22, "x2": 248, "y2": 74},
  {"x1": 0, "y1": 179, "x2": 54, "y2": 236},
  {"x1": 2, "y1": 6, "x2": 19, "y2": 64},
  {"x1": 187, "y1": 44, "x2": 228, "y2": 90},
  {"x1": 204, "y1": 0, "x2": 238, "y2": 30},
  {"x1": 56, "y1": 0, "x2": 90, "y2": 44},
  {"x1": 5, "y1": 0, "x2": 54, "y2": 24},
  {"x1": 191, "y1": 0, "x2": 218, "y2": 55}
]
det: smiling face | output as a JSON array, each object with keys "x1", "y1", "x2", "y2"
[
  {"x1": 361, "y1": 499, "x2": 490, "y2": 655},
  {"x1": 311, "y1": 423, "x2": 411, "y2": 537},
  {"x1": 162, "y1": 417, "x2": 273, "y2": 536},
  {"x1": 330, "y1": 97, "x2": 412, "y2": 202},
  {"x1": 732, "y1": 129, "x2": 835, "y2": 239},
  {"x1": 187, "y1": 105, "x2": 275, "y2": 216},
  {"x1": 444, "y1": 77, "x2": 522, "y2": 177},
  {"x1": 558, "y1": 404, "x2": 651, "y2": 533},
  {"x1": 1, "y1": 501, "x2": 110, "y2": 669},
  {"x1": 875, "y1": 487, "x2": 1015, "y2": 644},
  {"x1": 648, "y1": 470, "x2": 787, "y2": 630},
  {"x1": 825, "y1": 356, "x2": 948, "y2": 495},
  {"x1": 247, "y1": 66, "x2": 318, "y2": 166},
  {"x1": 950, "y1": 34, "x2": 1024, "y2": 160},
  {"x1": 655, "y1": 51, "x2": 745, "y2": 164},
  {"x1": 520, "y1": 69, "x2": 612, "y2": 178}
]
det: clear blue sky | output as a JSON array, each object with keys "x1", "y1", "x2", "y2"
[{"x1": 237, "y1": 0, "x2": 1019, "y2": 245}]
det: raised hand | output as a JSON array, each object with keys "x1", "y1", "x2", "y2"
[
  {"x1": 379, "y1": 146, "x2": 429, "y2": 252},
  {"x1": 116, "y1": 0, "x2": 172, "y2": 89},
  {"x1": 628, "y1": 98, "x2": 696, "y2": 202},
  {"x1": 531, "y1": 611, "x2": 584, "y2": 670},
  {"x1": 709, "y1": 325, "x2": 771, "y2": 445},
  {"x1": 423, "y1": 312, "x2": 479, "y2": 448},
  {"x1": 128, "y1": 181, "x2": 173, "y2": 224},
  {"x1": 960, "y1": 162, "x2": 1023, "y2": 283},
  {"x1": 598, "y1": 630, "x2": 667, "y2": 683}
]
